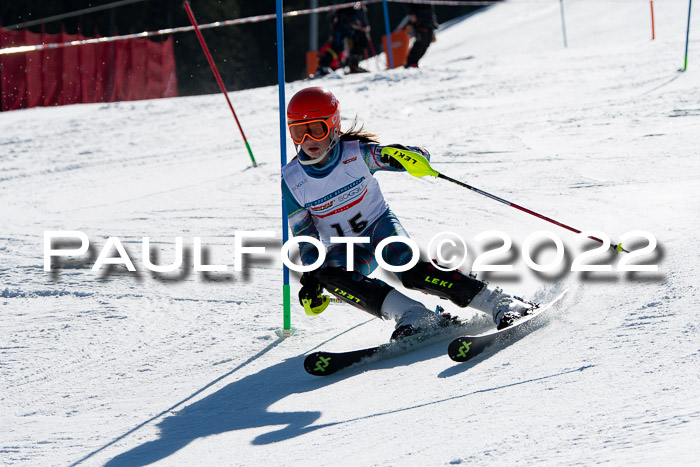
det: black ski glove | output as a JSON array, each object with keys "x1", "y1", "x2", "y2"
[
  {"x1": 380, "y1": 144, "x2": 409, "y2": 169},
  {"x1": 299, "y1": 272, "x2": 330, "y2": 315}
]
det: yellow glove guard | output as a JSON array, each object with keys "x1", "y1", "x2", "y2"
[{"x1": 303, "y1": 295, "x2": 331, "y2": 316}]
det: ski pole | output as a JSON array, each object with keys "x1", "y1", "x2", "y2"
[
  {"x1": 682, "y1": 0, "x2": 692, "y2": 71},
  {"x1": 184, "y1": 1, "x2": 257, "y2": 168},
  {"x1": 381, "y1": 147, "x2": 628, "y2": 253}
]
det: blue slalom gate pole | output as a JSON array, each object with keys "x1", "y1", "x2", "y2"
[
  {"x1": 276, "y1": 0, "x2": 293, "y2": 338},
  {"x1": 682, "y1": 0, "x2": 693, "y2": 71},
  {"x1": 382, "y1": 0, "x2": 394, "y2": 69},
  {"x1": 559, "y1": 0, "x2": 568, "y2": 48}
]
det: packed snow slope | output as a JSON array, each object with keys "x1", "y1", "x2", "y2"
[{"x1": 1, "y1": 1, "x2": 699, "y2": 465}]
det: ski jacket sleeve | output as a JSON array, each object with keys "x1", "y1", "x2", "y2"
[
  {"x1": 281, "y1": 177, "x2": 321, "y2": 266},
  {"x1": 360, "y1": 142, "x2": 431, "y2": 175}
]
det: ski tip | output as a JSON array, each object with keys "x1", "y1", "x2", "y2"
[
  {"x1": 447, "y1": 290, "x2": 568, "y2": 363},
  {"x1": 447, "y1": 337, "x2": 475, "y2": 362},
  {"x1": 304, "y1": 352, "x2": 336, "y2": 376}
]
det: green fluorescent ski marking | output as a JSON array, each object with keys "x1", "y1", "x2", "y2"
[
  {"x1": 456, "y1": 341, "x2": 472, "y2": 358},
  {"x1": 314, "y1": 356, "x2": 331, "y2": 373}
]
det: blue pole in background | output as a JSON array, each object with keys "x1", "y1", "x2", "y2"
[
  {"x1": 382, "y1": 0, "x2": 394, "y2": 69},
  {"x1": 276, "y1": 0, "x2": 293, "y2": 338},
  {"x1": 559, "y1": 0, "x2": 568, "y2": 48},
  {"x1": 682, "y1": 0, "x2": 693, "y2": 71}
]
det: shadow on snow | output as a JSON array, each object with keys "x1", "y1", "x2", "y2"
[{"x1": 74, "y1": 317, "x2": 593, "y2": 466}]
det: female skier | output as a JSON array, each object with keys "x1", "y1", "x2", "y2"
[{"x1": 281, "y1": 87, "x2": 533, "y2": 340}]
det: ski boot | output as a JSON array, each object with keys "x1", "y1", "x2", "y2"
[
  {"x1": 348, "y1": 65, "x2": 369, "y2": 74},
  {"x1": 390, "y1": 305, "x2": 457, "y2": 341},
  {"x1": 469, "y1": 285, "x2": 537, "y2": 330},
  {"x1": 379, "y1": 289, "x2": 457, "y2": 341},
  {"x1": 315, "y1": 66, "x2": 333, "y2": 77},
  {"x1": 347, "y1": 55, "x2": 369, "y2": 74}
]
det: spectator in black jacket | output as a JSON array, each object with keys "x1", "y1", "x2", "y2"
[{"x1": 405, "y1": 5, "x2": 437, "y2": 68}]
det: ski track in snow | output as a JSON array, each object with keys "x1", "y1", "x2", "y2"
[{"x1": 1, "y1": 0, "x2": 699, "y2": 465}]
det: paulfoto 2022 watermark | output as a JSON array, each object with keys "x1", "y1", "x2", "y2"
[{"x1": 43, "y1": 229, "x2": 660, "y2": 277}]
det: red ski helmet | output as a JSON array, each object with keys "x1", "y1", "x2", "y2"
[{"x1": 287, "y1": 87, "x2": 341, "y2": 146}]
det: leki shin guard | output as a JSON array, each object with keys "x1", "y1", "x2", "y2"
[
  {"x1": 401, "y1": 261, "x2": 485, "y2": 307},
  {"x1": 316, "y1": 267, "x2": 394, "y2": 319}
]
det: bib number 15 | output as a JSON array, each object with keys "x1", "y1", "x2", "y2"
[{"x1": 331, "y1": 212, "x2": 367, "y2": 236}]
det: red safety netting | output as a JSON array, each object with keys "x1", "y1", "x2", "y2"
[{"x1": 0, "y1": 28, "x2": 178, "y2": 111}]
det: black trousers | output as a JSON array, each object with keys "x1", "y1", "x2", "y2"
[{"x1": 407, "y1": 27, "x2": 433, "y2": 66}]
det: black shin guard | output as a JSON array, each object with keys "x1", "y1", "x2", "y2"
[
  {"x1": 316, "y1": 267, "x2": 394, "y2": 319},
  {"x1": 401, "y1": 261, "x2": 485, "y2": 307}
]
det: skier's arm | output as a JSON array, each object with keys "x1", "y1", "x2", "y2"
[
  {"x1": 281, "y1": 179, "x2": 321, "y2": 266},
  {"x1": 361, "y1": 142, "x2": 431, "y2": 174}
]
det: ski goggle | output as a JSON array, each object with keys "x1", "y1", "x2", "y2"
[{"x1": 288, "y1": 117, "x2": 333, "y2": 145}]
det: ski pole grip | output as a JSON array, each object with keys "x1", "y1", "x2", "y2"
[{"x1": 381, "y1": 147, "x2": 440, "y2": 178}]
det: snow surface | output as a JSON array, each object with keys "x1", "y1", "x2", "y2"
[{"x1": 2, "y1": 0, "x2": 699, "y2": 465}]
